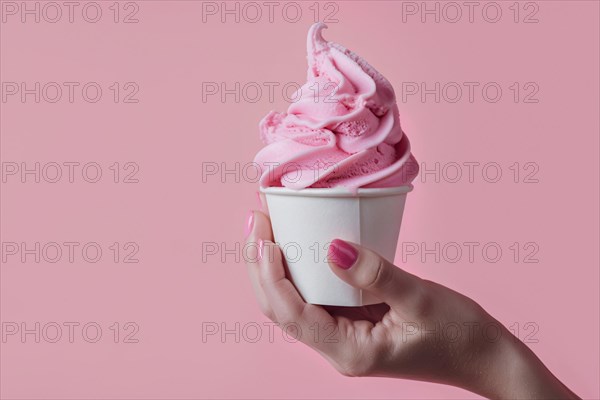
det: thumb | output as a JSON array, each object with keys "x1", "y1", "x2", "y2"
[{"x1": 327, "y1": 239, "x2": 423, "y2": 309}]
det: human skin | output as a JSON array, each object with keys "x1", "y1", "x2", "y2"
[{"x1": 244, "y1": 209, "x2": 581, "y2": 399}]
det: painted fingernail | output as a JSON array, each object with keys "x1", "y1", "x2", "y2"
[
  {"x1": 328, "y1": 239, "x2": 358, "y2": 270},
  {"x1": 257, "y1": 239, "x2": 264, "y2": 261},
  {"x1": 244, "y1": 211, "x2": 254, "y2": 239}
]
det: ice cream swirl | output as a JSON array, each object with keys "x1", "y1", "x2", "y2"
[{"x1": 254, "y1": 23, "x2": 418, "y2": 189}]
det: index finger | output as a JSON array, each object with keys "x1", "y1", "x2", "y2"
[{"x1": 257, "y1": 240, "x2": 342, "y2": 354}]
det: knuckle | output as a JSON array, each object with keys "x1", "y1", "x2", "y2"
[
  {"x1": 338, "y1": 366, "x2": 357, "y2": 377},
  {"x1": 259, "y1": 304, "x2": 276, "y2": 321},
  {"x1": 337, "y1": 362, "x2": 361, "y2": 377},
  {"x1": 366, "y1": 258, "x2": 393, "y2": 291},
  {"x1": 335, "y1": 352, "x2": 375, "y2": 378},
  {"x1": 338, "y1": 362, "x2": 370, "y2": 378}
]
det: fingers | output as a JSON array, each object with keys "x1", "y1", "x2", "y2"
[
  {"x1": 244, "y1": 210, "x2": 274, "y2": 318},
  {"x1": 257, "y1": 240, "x2": 341, "y2": 353},
  {"x1": 246, "y1": 210, "x2": 273, "y2": 242},
  {"x1": 327, "y1": 239, "x2": 425, "y2": 312},
  {"x1": 256, "y1": 190, "x2": 269, "y2": 215},
  {"x1": 246, "y1": 210, "x2": 338, "y2": 354}
]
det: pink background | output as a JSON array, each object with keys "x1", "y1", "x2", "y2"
[{"x1": 1, "y1": 1, "x2": 598, "y2": 398}]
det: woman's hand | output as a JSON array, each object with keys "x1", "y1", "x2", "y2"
[{"x1": 244, "y1": 209, "x2": 580, "y2": 399}]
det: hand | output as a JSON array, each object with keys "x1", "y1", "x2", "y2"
[{"x1": 244, "y1": 209, "x2": 580, "y2": 399}]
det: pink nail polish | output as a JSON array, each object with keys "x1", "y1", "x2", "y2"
[
  {"x1": 328, "y1": 239, "x2": 358, "y2": 269},
  {"x1": 257, "y1": 239, "x2": 264, "y2": 261},
  {"x1": 244, "y1": 211, "x2": 254, "y2": 238}
]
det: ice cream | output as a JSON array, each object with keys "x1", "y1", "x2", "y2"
[{"x1": 254, "y1": 22, "x2": 418, "y2": 190}]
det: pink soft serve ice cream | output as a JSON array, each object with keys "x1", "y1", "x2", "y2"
[{"x1": 254, "y1": 23, "x2": 418, "y2": 190}]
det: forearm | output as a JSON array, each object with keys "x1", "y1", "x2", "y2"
[{"x1": 469, "y1": 329, "x2": 580, "y2": 399}]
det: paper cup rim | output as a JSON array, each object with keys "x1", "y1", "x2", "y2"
[{"x1": 260, "y1": 185, "x2": 413, "y2": 198}]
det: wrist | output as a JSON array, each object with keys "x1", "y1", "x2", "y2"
[
  {"x1": 467, "y1": 326, "x2": 579, "y2": 399},
  {"x1": 453, "y1": 324, "x2": 517, "y2": 398}
]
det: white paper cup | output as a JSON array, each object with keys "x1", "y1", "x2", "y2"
[{"x1": 260, "y1": 186, "x2": 412, "y2": 307}]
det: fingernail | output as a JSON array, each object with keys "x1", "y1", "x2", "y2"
[
  {"x1": 328, "y1": 239, "x2": 358, "y2": 270},
  {"x1": 257, "y1": 239, "x2": 264, "y2": 261},
  {"x1": 244, "y1": 211, "x2": 254, "y2": 239}
]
